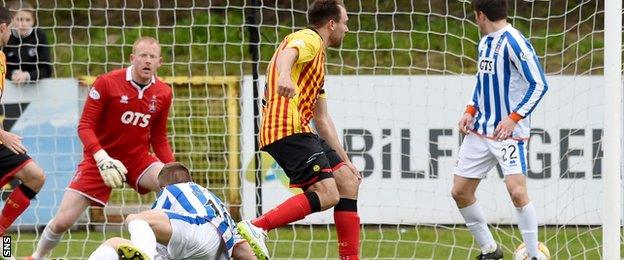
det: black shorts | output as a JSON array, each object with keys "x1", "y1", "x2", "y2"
[
  {"x1": 262, "y1": 133, "x2": 344, "y2": 190},
  {"x1": 0, "y1": 145, "x2": 31, "y2": 183}
]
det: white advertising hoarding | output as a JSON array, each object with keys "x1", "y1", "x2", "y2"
[{"x1": 241, "y1": 75, "x2": 604, "y2": 225}]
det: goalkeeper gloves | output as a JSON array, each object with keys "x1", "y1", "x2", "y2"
[{"x1": 94, "y1": 150, "x2": 127, "y2": 188}]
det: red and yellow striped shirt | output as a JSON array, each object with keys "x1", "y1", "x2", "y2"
[
  {"x1": 260, "y1": 29, "x2": 326, "y2": 148},
  {"x1": 0, "y1": 51, "x2": 6, "y2": 97},
  {"x1": 0, "y1": 51, "x2": 7, "y2": 144}
]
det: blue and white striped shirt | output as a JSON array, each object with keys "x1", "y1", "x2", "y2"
[
  {"x1": 469, "y1": 24, "x2": 548, "y2": 138},
  {"x1": 152, "y1": 182, "x2": 240, "y2": 258}
]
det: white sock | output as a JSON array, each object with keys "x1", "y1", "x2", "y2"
[
  {"x1": 88, "y1": 244, "x2": 118, "y2": 260},
  {"x1": 32, "y1": 225, "x2": 64, "y2": 258},
  {"x1": 128, "y1": 219, "x2": 157, "y2": 259},
  {"x1": 516, "y1": 202, "x2": 538, "y2": 257},
  {"x1": 459, "y1": 202, "x2": 497, "y2": 253}
]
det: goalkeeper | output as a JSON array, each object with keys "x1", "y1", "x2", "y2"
[
  {"x1": 88, "y1": 162, "x2": 262, "y2": 260},
  {"x1": 30, "y1": 36, "x2": 175, "y2": 259}
]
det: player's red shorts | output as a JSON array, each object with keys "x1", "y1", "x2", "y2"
[{"x1": 67, "y1": 153, "x2": 162, "y2": 206}]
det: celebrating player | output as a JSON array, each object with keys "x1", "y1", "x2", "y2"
[
  {"x1": 88, "y1": 162, "x2": 261, "y2": 260},
  {"x1": 30, "y1": 36, "x2": 175, "y2": 259},
  {"x1": 237, "y1": 1, "x2": 361, "y2": 259},
  {"x1": 451, "y1": 0, "x2": 548, "y2": 259},
  {"x1": 0, "y1": 6, "x2": 46, "y2": 236}
]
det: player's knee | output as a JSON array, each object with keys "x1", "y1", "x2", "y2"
[
  {"x1": 314, "y1": 184, "x2": 339, "y2": 210},
  {"x1": 509, "y1": 189, "x2": 528, "y2": 206},
  {"x1": 329, "y1": 188, "x2": 340, "y2": 206},
  {"x1": 333, "y1": 168, "x2": 360, "y2": 198},
  {"x1": 50, "y1": 216, "x2": 74, "y2": 233},
  {"x1": 451, "y1": 187, "x2": 470, "y2": 203},
  {"x1": 20, "y1": 164, "x2": 46, "y2": 191},
  {"x1": 336, "y1": 167, "x2": 360, "y2": 186},
  {"x1": 320, "y1": 188, "x2": 340, "y2": 209},
  {"x1": 125, "y1": 213, "x2": 141, "y2": 224},
  {"x1": 29, "y1": 167, "x2": 45, "y2": 190}
]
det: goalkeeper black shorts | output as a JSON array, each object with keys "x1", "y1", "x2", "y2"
[{"x1": 262, "y1": 133, "x2": 343, "y2": 190}]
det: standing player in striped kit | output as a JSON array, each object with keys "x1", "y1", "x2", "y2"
[
  {"x1": 451, "y1": 0, "x2": 548, "y2": 259},
  {"x1": 237, "y1": 0, "x2": 362, "y2": 259},
  {"x1": 88, "y1": 162, "x2": 260, "y2": 260}
]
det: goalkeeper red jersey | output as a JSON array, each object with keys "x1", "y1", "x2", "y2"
[{"x1": 77, "y1": 66, "x2": 175, "y2": 165}]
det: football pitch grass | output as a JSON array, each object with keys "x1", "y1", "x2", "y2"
[{"x1": 6, "y1": 225, "x2": 611, "y2": 259}]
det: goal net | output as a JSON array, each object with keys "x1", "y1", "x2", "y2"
[{"x1": 2, "y1": 0, "x2": 619, "y2": 259}]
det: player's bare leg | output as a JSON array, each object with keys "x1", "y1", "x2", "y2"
[
  {"x1": 505, "y1": 174, "x2": 538, "y2": 257},
  {"x1": 137, "y1": 163, "x2": 164, "y2": 192},
  {"x1": 12, "y1": 162, "x2": 45, "y2": 191},
  {"x1": 332, "y1": 165, "x2": 361, "y2": 259},
  {"x1": 31, "y1": 190, "x2": 91, "y2": 259},
  {"x1": 123, "y1": 211, "x2": 166, "y2": 260},
  {"x1": 504, "y1": 174, "x2": 530, "y2": 207},
  {"x1": 305, "y1": 177, "x2": 340, "y2": 210},
  {"x1": 452, "y1": 175, "x2": 501, "y2": 259},
  {"x1": 451, "y1": 175, "x2": 480, "y2": 208},
  {"x1": 0, "y1": 162, "x2": 45, "y2": 235}
]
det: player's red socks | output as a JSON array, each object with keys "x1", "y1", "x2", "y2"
[
  {"x1": 0, "y1": 184, "x2": 37, "y2": 235},
  {"x1": 334, "y1": 198, "x2": 360, "y2": 260},
  {"x1": 252, "y1": 191, "x2": 321, "y2": 231}
]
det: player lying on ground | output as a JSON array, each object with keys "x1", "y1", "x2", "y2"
[
  {"x1": 0, "y1": 5, "x2": 45, "y2": 236},
  {"x1": 451, "y1": 0, "x2": 548, "y2": 259},
  {"x1": 30, "y1": 36, "x2": 175, "y2": 259},
  {"x1": 88, "y1": 162, "x2": 262, "y2": 260}
]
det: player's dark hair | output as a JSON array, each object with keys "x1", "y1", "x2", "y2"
[
  {"x1": 0, "y1": 6, "x2": 13, "y2": 26},
  {"x1": 307, "y1": 0, "x2": 345, "y2": 28},
  {"x1": 471, "y1": 0, "x2": 507, "y2": 21},
  {"x1": 158, "y1": 162, "x2": 193, "y2": 187}
]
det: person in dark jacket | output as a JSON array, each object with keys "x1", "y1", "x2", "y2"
[{"x1": 4, "y1": 1, "x2": 52, "y2": 83}]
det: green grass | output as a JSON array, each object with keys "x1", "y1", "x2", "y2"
[{"x1": 6, "y1": 225, "x2": 617, "y2": 259}]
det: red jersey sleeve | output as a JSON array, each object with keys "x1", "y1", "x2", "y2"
[
  {"x1": 150, "y1": 90, "x2": 174, "y2": 163},
  {"x1": 77, "y1": 76, "x2": 108, "y2": 156}
]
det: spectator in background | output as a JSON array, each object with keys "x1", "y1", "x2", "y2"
[{"x1": 4, "y1": 1, "x2": 52, "y2": 83}]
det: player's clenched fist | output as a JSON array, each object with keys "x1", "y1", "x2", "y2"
[
  {"x1": 94, "y1": 150, "x2": 127, "y2": 188},
  {"x1": 277, "y1": 75, "x2": 296, "y2": 98}
]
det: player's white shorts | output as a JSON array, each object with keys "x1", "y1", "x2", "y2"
[
  {"x1": 454, "y1": 133, "x2": 528, "y2": 179},
  {"x1": 154, "y1": 218, "x2": 227, "y2": 260}
]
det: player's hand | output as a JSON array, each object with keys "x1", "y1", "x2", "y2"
[
  {"x1": 94, "y1": 150, "x2": 127, "y2": 188},
  {"x1": 276, "y1": 75, "x2": 296, "y2": 98},
  {"x1": 493, "y1": 117, "x2": 517, "y2": 141},
  {"x1": 345, "y1": 161, "x2": 362, "y2": 180},
  {"x1": 458, "y1": 113, "x2": 474, "y2": 134},
  {"x1": 0, "y1": 130, "x2": 27, "y2": 154}
]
